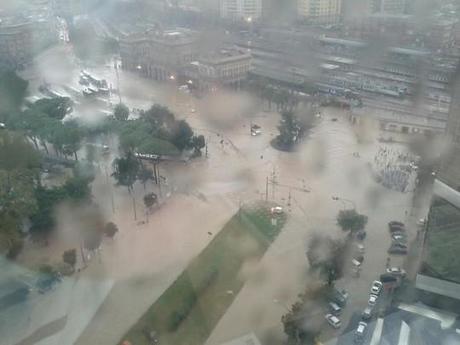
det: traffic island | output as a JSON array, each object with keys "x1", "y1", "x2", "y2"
[{"x1": 120, "y1": 202, "x2": 287, "y2": 345}]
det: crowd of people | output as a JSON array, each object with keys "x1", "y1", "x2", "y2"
[{"x1": 372, "y1": 146, "x2": 418, "y2": 193}]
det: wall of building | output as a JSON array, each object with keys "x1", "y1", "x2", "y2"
[
  {"x1": 220, "y1": 0, "x2": 262, "y2": 21},
  {"x1": 120, "y1": 30, "x2": 198, "y2": 81},
  {"x1": 297, "y1": 0, "x2": 342, "y2": 24}
]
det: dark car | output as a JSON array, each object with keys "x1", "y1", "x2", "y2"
[
  {"x1": 356, "y1": 230, "x2": 367, "y2": 240},
  {"x1": 388, "y1": 245, "x2": 408, "y2": 255},
  {"x1": 389, "y1": 221, "x2": 404, "y2": 227},
  {"x1": 330, "y1": 288, "x2": 348, "y2": 307},
  {"x1": 392, "y1": 242, "x2": 407, "y2": 249},
  {"x1": 389, "y1": 224, "x2": 405, "y2": 233}
]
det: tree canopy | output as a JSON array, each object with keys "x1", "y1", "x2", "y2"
[
  {"x1": 337, "y1": 209, "x2": 368, "y2": 234},
  {"x1": 306, "y1": 234, "x2": 347, "y2": 286},
  {"x1": 115, "y1": 105, "x2": 203, "y2": 156},
  {"x1": 32, "y1": 97, "x2": 73, "y2": 120},
  {"x1": 113, "y1": 103, "x2": 130, "y2": 121},
  {"x1": 0, "y1": 71, "x2": 28, "y2": 118},
  {"x1": 281, "y1": 284, "x2": 329, "y2": 345},
  {"x1": 112, "y1": 151, "x2": 140, "y2": 191}
]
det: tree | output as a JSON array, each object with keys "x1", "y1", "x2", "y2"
[
  {"x1": 337, "y1": 209, "x2": 368, "y2": 234},
  {"x1": 86, "y1": 144, "x2": 96, "y2": 163},
  {"x1": 306, "y1": 234, "x2": 346, "y2": 286},
  {"x1": 171, "y1": 120, "x2": 193, "y2": 151},
  {"x1": 104, "y1": 222, "x2": 118, "y2": 238},
  {"x1": 30, "y1": 176, "x2": 92, "y2": 234},
  {"x1": 32, "y1": 97, "x2": 73, "y2": 120},
  {"x1": 192, "y1": 135, "x2": 205, "y2": 156},
  {"x1": 0, "y1": 131, "x2": 40, "y2": 255},
  {"x1": 0, "y1": 71, "x2": 28, "y2": 117},
  {"x1": 277, "y1": 111, "x2": 302, "y2": 149},
  {"x1": 138, "y1": 167, "x2": 154, "y2": 189},
  {"x1": 112, "y1": 152, "x2": 140, "y2": 192},
  {"x1": 144, "y1": 192, "x2": 158, "y2": 209},
  {"x1": 113, "y1": 103, "x2": 129, "y2": 121},
  {"x1": 63, "y1": 249, "x2": 77, "y2": 266},
  {"x1": 48, "y1": 120, "x2": 82, "y2": 160},
  {"x1": 281, "y1": 284, "x2": 327, "y2": 345},
  {"x1": 141, "y1": 105, "x2": 175, "y2": 134}
]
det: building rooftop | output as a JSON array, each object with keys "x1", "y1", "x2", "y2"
[
  {"x1": 318, "y1": 36, "x2": 366, "y2": 48},
  {"x1": 201, "y1": 48, "x2": 251, "y2": 65},
  {"x1": 121, "y1": 28, "x2": 197, "y2": 45},
  {"x1": 389, "y1": 47, "x2": 430, "y2": 57},
  {"x1": 416, "y1": 274, "x2": 460, "y2": 301}
]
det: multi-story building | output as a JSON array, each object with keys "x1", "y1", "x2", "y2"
[
  {"x1": 370, "y1": 0, "x2": 407, "y2": 14},
  {"x1": 182, "y1": 47, "x2": 252, "y2": 90},
  {"x1": 220, "y1": 0, "x2": 262, "y2": 21},
  {"x1": 342, "y1": 0, "x2": 370, "y2": 22},
  {"x1": 0, "y1": 15, "x2": 58, "y2": 71},
  {"x1": 416, "y1": 64, "x2": 460, "y2": 310},
  {"x1": 424, "y1": 18, "x2": 457, "y2": 51},
  {"x1": 119, "y1": 28, "x2": 198, "y2": 81},
  {"x1": 297, "y1": 0, "x2": 342, "y2": 24}
]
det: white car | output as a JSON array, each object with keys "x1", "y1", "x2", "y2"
[
  {"x1": 417, "y1": 218, "x2": 426, "y2": 226},
  {"x1": 325, "y1": 313, "x2": 342, "y2": 329},
  {"x1": 270, "y1": 206, "x2": 283, "y2": 215},
  {"x1": 355, "y1": 321, "x2": 368, "y2": 342},
  {"x1": 371, "y1": 280, "x2": 383, "y2": 295},
  {"x1": 368, "y1": 294, "x2": 378, "y2": 306},
  {"x1": 386, "y1": 267, "x2": 406, "y2": 277}
]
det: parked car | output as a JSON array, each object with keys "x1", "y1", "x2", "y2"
[
  {"x1": 389, "y1": 224, "x2": 405, "y2": 233},
  {"x1": 391, "y1": 232, "x2": 407, "y2": 242},
  {"x1": 331, "y1": 288, "x2": 348, "y2": 307},
  {"x1": 354, "y1": 321, "x2": 368, "y2": 343},
  {"x1": 339, "y1": 289, "x2": 349, "y2": 301},
  {"x1": 368, "y1": 294, "x2": 378, "y2": 306},
  {"x1": 386, "y1": 267, "x2": 406, "y2": 277},
  {"x1": 352, "y1": 258, "x2": 362, "y2": 268},
  {"x1": 388, "y1": 245, "x2": 408, "y2": 255},
  {"x1": 389, "y1": 221, "x2": 405, "y2": 228},
  {"x1": 356, "y1": 243, "x2": 365, "y2": 254},
  {"x1": 417, "y1": 218, "x2": 426, "y2": 226},
  {"x1": 329, "y1": 302, "x2": 342, "y2": 316},
  {"x1": 270, "y1": 206, "x2": 283, "y2": 215},
  {"x1": 325, "y1": 313, "x2": 342, "y2": 329},
  {"x1": 371, "y1": 280, "x2": 383, "y2": 295},
  {"x1": 362, "y1": 306, "x2": 373, "y2": 320},
  {"x1": 356, "y1": 230, "x2": 367, "y2": 240},
  {"x1": 392, "y1": 242, "x2": 408, "y2": 249}
]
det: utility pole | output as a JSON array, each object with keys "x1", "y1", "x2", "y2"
[
  {"x1": 271, "y1": 167, "x2": 277, "y2": 200},
  {"x1": 158, "y1": 165, "x2": 162, "y2": 198},
  {"x1": 115, "y1": 62, "x2": 122, "y2": 103},
  {"x1": 132, "y1": 196, "x2": 137, "y2": 220},
  {"x1": 153, "y1": 162, "x2": 158, "y2": 184},
  {"x1": 265, "y1": 176, "x2": 269, "y2": 201}
]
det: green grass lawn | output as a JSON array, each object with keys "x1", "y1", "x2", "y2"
[
  {"x1": 120, "y1": 202, "x2": 287, "y2": 345},
  {"x1": 426, "y1": 228, "x2": 460, "y2": 283}
]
